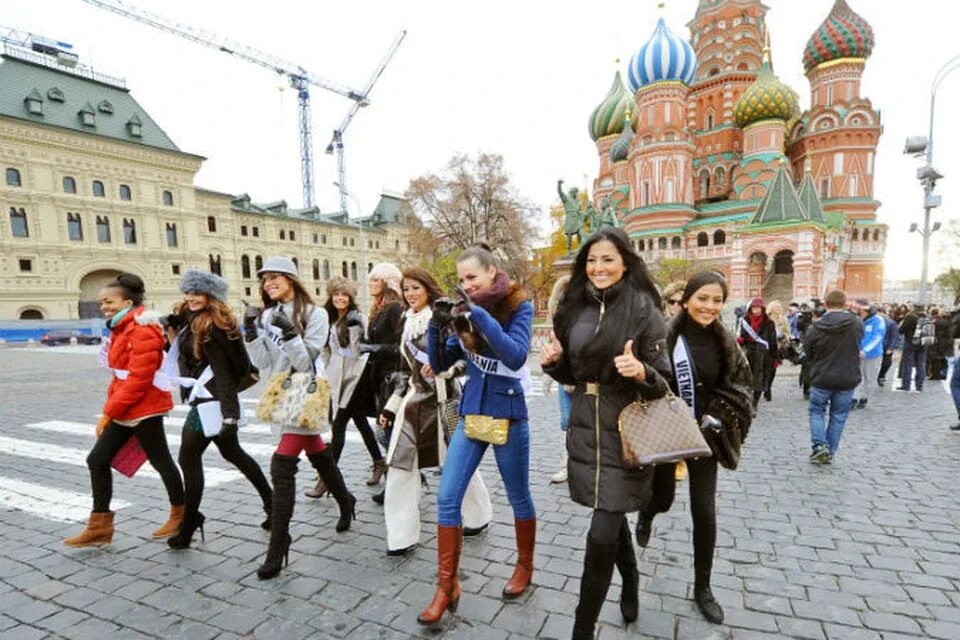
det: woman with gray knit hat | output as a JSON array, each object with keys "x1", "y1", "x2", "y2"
[
  {"x1": 166, "y1": 269, "x2": 272, "y2": 549},
  {"x1": 244, "y1": 256, "x2": 356, "y2": 580}
]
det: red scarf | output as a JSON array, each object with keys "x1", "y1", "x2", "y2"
[{"x1": 749, "y1": 313, "x2": 765, "y2": 334}]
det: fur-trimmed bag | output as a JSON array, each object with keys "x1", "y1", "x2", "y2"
[{"x1": 256, "y1": 368, "x2": 331, "y2": 430}]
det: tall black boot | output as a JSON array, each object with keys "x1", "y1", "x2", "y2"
[
  {"x1": 572, "y1": 537, "x2": 618, "y2": 639},
  {"x1": 257, "y1": 454, "x2": 298, "y2": 580},
  {"x1": 694, "y1": 569, "x2": 724, "y2": 624},
  {"x1": 614, "y1": 519, "x2": 639, "y2": 623},
  {"x1": 307, "y1": 449, "x2": 356, "y2": 533}
]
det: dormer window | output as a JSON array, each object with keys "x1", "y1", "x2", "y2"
[
  {"x1": 97, "y1": 100, "x2": 114, "y2": 114},
  {"x1": 24, "y1": 89, "x2": 43, "y2": 116},
  {"x1": 47, "y1": 87, "x2": 65, "y2": 102},
  {"x1": 78, "y1": 102, "x2": 96, "y2": 127},
  {"x1": 126, "y1": 114, "x2": 143, "y2": 138}
]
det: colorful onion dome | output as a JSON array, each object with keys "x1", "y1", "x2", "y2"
[
  {"x1": 589, "y1": 70, "x2": 633, "y2": 142},
  {"x1": 803, "y1": 0, "x2": 875, "y2": 73},
  {"x1": 733, "y1": 52, "x2": 800, "y2": 128},
  {"x1": 627, "y1": 18, "x2": 698, "y2": 93},
  {"x1": 609, "y1": 109, "x2": 634, "y2": 163}
]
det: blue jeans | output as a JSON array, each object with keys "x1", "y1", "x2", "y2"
[
  {"x1": 901, "y1": 343, "x2": 927, "y2": 391},
  {"x1": 437, "y1": 419, "x2": 535, "y2": 526},
  {"x1": 951, "y1": 358, "x2": 960, "y2": 420},
  {"x1": 809, "y1": 387, "x2": 855, "y2": 457},
  {"x1": 558, "y1": 386, "x2": 571, "y2": 432}
]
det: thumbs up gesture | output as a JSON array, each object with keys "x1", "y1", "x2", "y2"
[
  {"x1": 539, "y1": 330, "x2": 563, "y2": 367},
  {"x1": 614, "y1": 339, "x2": 646, "y2": 381}
]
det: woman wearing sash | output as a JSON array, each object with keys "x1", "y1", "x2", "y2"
[
  {"x1": 637, "y1": 272, "x2": 754, "y2": 624},
  {"x1": 737, "y1": 297, "x2": 779, "y2": 407},
  {"x1": 380, "y1": 267, "x2": 493, "y2": 556},
  {"x1": 64, "y1": 273, "x2": 184, "y2": 547},
  {"x1": 540, "y1": 228, "x2": 672, "y2": 639},
  {"x1": 418, "y1": 245, "x2": 536, "y2": 625},
  {"x1": 167, "y1": 270, "x2": 273, "y2": 549},
  {"x1": 244, "y1": 257, "x2": 355, "y2": 580}
]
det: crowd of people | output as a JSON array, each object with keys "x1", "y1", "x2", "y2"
[{"x1": 58, "y1": 233, "x2": 958, "y2": 639}]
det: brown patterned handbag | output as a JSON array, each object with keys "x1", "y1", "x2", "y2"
[{"x1": 618, "y1": 392, "x2": 712, "y2": 468}]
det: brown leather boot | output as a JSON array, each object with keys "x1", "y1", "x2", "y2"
[
  {"x1": 151, "y1": 505, "x2": 185, "y2": 539},
  {"x1": 502, "y1": 517, "x2": 536, "y2": 598},
  {"x1": 304, "y1": 476, "x2": 327, "y2": 498},
  {"x1": 417, "y1": 525, "x2": 462, "y2": 625},
  {"x1": 64, "y1": 511, "x2": 114, "y2": 547},
  {"x1": 366, "y1": 458, "x2": 387, "y2": 486}
]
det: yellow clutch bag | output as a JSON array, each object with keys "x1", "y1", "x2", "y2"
[{"x1": 463, "y1": 415, "x2": 510, "y2": 445}]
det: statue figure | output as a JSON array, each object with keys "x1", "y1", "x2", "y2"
[
  {"x1": 583, "y1": 201, "x2": 599, "y2": 238},
  {"x1": 558, "y1": 179, "x2": 583, "y2": 253},
  {"x1": 596, "y1": 195, "x2": 620, "y2": 231}
]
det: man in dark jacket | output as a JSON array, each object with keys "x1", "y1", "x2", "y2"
[
  {"x1": 877, "y1": 307, "x2": 899, "y2": 387},
  {"x1": 803, "y1": 290, "x2": 864, "y2": 463},
  {"x1": 898, "y1": 304, "x2": 928, "y2": 392}
]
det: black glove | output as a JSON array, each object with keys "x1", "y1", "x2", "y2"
[
  {"x1": 432, "y1": 298, "x2": 456, "y2": 327},
  {"x1": 270, "y1": 309, "x2": 297, "y2": 341},
  {"x1": 358, "y1": 343, "x2": 383, "y2": 355},
  {"x1": 454, "y1": 286, "x2": 476, "y2": 312},
  {"x1": 242, "y1": 301, "x2": 260, "y2": 342},
  {"x1": 345, "y1": 310, "x2": 364, "y2": 328}
]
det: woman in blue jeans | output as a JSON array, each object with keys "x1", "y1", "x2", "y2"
[{"x1": 418, "y1": 244, "x2": 535, "y2": 625}]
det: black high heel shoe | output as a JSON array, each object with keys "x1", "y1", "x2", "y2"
[
  {"x1": 336, "y1": 494, "x2": 357, "y2": 533},
  {"x1": 167, "y1": 512, "x2": 205, "y2": 550},
  {"x1": 256, "y1": 534, "x2": 291, "y2": 580}
]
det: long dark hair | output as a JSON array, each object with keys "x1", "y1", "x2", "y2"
[
  {"x1": 401, "y1": 266, "x2": 443, "y2": 308},
  {"x1": 323, "y1": 293, "x2": 358, "y2": 325},
  {"x1": 554, "y1": 227, "x2": 660, "y2": 342},
  {"x1": 258, "y1": 274, "x2": 315, "y2": 334},
  {"x1": 680, "y1": 271, "x2": 729, "y2": 304}
]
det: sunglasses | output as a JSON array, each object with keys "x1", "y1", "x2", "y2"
[{"x1": 667, "y1": 299, "x2": 681, "y2": 306}]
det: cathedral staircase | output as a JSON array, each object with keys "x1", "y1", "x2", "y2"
[{"x1": 762, "y1": 273, "x2": 794, "y2": 305}]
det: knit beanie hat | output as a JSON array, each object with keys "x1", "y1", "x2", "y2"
[
  {"x1": 180, "y1": 269, "x2": 228, "y2": 302},
  {"x1": 368, "y1": 262, "x2": 403, "y2": 296}
]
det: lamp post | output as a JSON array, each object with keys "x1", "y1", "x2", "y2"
[
  {"x1": 334, "y1": 181, "x2": 368, "y2": 310},
  {"x1": 905, "y1": 54, "x2": 960, "y2": 304}
]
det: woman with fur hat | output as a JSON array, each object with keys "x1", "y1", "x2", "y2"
[
  {"x1": 417, "y1": 244, "x2": 536, "y2": 625},
  {"x1": 737, "y1": 297, "x2": 779, "y2": 406},
  {"x1": 64, "y1": 273, "x2": 185, "y2": 547},
  {"x1": 354, "y1": 262, "x2": 405, "y2": 497},
  {"x1": 244, "y1": 256, "x2": 356, "y2": 580},
  {"x1": 379, "y1": 266, "x2": 492, "y2": 556},
  {"x1": 304, "y1": 276, "x2": 385, "y2": 498},
  {"x1": 166, "y1": 270, "x2": 273, "y2": 549}
]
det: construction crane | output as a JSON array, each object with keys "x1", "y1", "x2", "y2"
[
  {"x1": 327, "y1": 29, "x2": 406, "y2": 215},
  {"x1": 81, "y1": 0, "x2": 374, "y2": 209}
]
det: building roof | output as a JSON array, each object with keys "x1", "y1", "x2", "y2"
[
  {"x1": 228, "y1": 192, "x2": 405, "y2": 230},
  {"x1": 626, "y1": 18, "x2": 698, "y2": 92},
  {"x1": 750, "y1": 164, "x2": 810, "y2": 226},
  {"x1": 589, "y1": 71, "x2": 632, "y2": 142},
  {"x1": 796, "y1": 173, "x2": 826, "y2": 223},
  {"x1": 802, "y1": 0, "x2": 875, "y2": 73},
  {"x1": 0, "y1": 52, "x2": 181, "y2": 153}
]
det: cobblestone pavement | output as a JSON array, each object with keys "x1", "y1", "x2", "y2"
[{"x1": 0, "y1": 346, "x2": 958, "y2": 640}]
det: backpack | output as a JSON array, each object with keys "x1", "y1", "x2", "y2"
[{"x1": 913, "y1": 317, "x2": 936, "y2": 347}]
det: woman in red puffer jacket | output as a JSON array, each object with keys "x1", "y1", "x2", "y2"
[{"x1": 64, "y1": 273, "x2": 184, "y2": 548}]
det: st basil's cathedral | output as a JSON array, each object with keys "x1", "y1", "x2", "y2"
[{"x1": 588, "y1": 0, "x2": 882, "y2": 302}]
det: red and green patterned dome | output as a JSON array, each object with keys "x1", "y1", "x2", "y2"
[
  {"x1": 589, "y1": 70, "x2": 632, "y2": 142},
  {"x1": 803, "y1": 0, "x2": 875, "y2": 73}
]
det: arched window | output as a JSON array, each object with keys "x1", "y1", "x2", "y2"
[
  {"x1": 852, "y1": 229, "x2": 859, "y2": 241},
  {"x1": 713, "y1": 229, "x2": 726, "y2": 245},
  {"x1": 165, "y1": 222, "x2": 177, "y2": 247},
  {"x1": 291, "y1": 257, "x2": 299, "y2": 270},
  {"x1": 254, "y1": 255, "x2": 263, "y2": 272},
  {"x1": 9, "y1": 207, "x2": 28, "y2": 237},
  {"x1": 19, "y1": 309, "x2": 43, "y2": 320},
  {"x1": 658, "y1": 237, "x2": 667, "y2": 250},
  {"x1": 162, "y1": 190, "x2": 174, "y2": 206},
  {"x1": 122, "y1": 218, "x2": 136, "y2": 244},
  {"x1": 241, "y1": 255, "x2": 251, "y2": 279},
  {"x1": 873, "y1": 229, "x2": 880, "y2": 242},
  {"x1": 279, "y1": 229, "x2": 286, "y2": 240},
  {"x1": 714, "y1": 166, "x2": 725, "y2": 188},
  {"x1": 97, "y1": 215, "x2": 111, "y2": 243},
  {"x1": 671, "y1": 236, "x2": 682, "y2": 249},
  {"x1": 323, "y1": 260, "x2": 331, "y2": 280},
  {"x1": 699, "y1": 169, "x2": 710, "y2": 198},
  {"x1": 5, "y1": 168, "x2": 21, "y2": 187},
  {"x1": 92, "y1": 180, "x2": 105, "y2": 197},
  {"x1": 67, "y1": 212, "x2": 83, "y2": 241},
  {"x1": 350, "y1": 261, "x2": 358, "y2": 281},
  {"x1": 341, "y1": 261, "x2": 348, "y2": 278},
  {"x1": 312, "y1": 259, "x2": 320, "y2": 280},
  {"x1": 63, "y1": 176, "x2": 76, "y2": 193},
  {"x1": 636, "y1": 240, "x2": 643, "y2": 253},
  {"x1": 207, "y1": 216, "x2": 217, "y2": 233},
  {"x1": 119, "y1": 184, "x2": 132, "y2": 201},
  {"x1": 697, "y1": 232, "x2": 709, "y2": 247},
  {"x1": 208, "y1": 254, "x2": 222, "y2": 276}
]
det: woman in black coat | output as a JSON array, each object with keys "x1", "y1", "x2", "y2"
[
  {"x1": 541, "y1": 228, "x2": 672, "y2": 640},
  {"x1": 737, "y1": 296, "x2": 779, "y2": 406},
  {"x1": 635, "y1": 272, "x2": 754, "y2": 624}
]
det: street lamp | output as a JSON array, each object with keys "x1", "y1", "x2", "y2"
[
  {"x1": 904, "y1": 54, "x2": 960, "y2": 304},
  {"x1": 333, "y1": 181, "x2": 368, "y2": 310}
]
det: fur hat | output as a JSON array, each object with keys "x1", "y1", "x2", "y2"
[
  {"x1": 180, "y1": 269, "x2": 228, "y2": 302},
  {"x1": 326, "y1": 276, "x2": 357, "y2": 300},
  {"x1": 368, "y1": 262, "x2": 403, "y2": 296},
  {"x1": 258, "y1": 256, "x2": 299, "y2": 278}
]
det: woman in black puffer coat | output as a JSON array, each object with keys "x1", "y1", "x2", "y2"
[{"x1": 541, "y1": 228, "x2": 672, "y2": 640}]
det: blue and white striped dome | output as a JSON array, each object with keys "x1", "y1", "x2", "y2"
[{"x1": 627, "y1": 18, "x2": 698, "y2": 93}]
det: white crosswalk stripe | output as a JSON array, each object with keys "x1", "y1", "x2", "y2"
[{"x1": 0, "y1": 476, "x2": 129, "y2": 522}]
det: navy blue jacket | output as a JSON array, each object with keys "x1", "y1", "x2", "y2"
[
  {"x1": 427, "y1": 301, "x2": 533, "y2": 421},
  {"x1": 881, "y1": 315, "x2": 899, "y2": 352}
]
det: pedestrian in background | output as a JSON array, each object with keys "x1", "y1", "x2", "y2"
[
  {"x1": 765, "y1": 301, "x2": 791, "y2": 399},
  {"x1": 546, "y1": 274, "x2": 572, "y2": 484},
  {"x1": 168, "y1": 270, "x2": 272, "y2": 549},
  {"x1": 898, "y1": 304, "x2": 929, "y2": 392},
  {"x1": 245, "y1": 257, "x2": 355, "y2": 580},
  {"x1": 737, "y1": 297, "x2": 779, "y2": 406},
  {"x1": 637, "y1": 271, "x2": 754, "y2": 625},
  {"x1": 65, "y1": 273, "x2": 184, "y2": 548},
  {"x1": 929, "y1": 308, "x2": 953, "y2": 380},
  {"x1": 852, "y1": 298, "x2": 885, "y2": 410},
  {"x1": 662, "y1": 280, "x2": 689, "y2": 482},
  {"x1": 877, "y1": 306, "x2": 899, "y2": 387},
  {"x1": 804, "y1": 290, "x2": 863, "y2": 464},
  {"x1": 541, "y1": 228, "x2": 672, "y2": 639}
]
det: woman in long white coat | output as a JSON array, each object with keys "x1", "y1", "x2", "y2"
[{"x1": 380, "y1": 266, "x2": 492, "y2": 556}]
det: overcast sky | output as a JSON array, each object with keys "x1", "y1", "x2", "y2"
[{"x1": 6, "y1": 0, "x2": 959, "y2": 280}]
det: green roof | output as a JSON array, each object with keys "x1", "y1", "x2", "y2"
[
  {"x1": 0, "y1": 53, "x2": 180, "y2": 152},
  {"x1": 796, "y1": 173, "x2": 826, "y2": 223},
  {"x1": 686, "y1": 212, "x2": 752, "y2": 228},
  {"x1": 750, "y1": 165, "x2": 809, "y2": 226},
  {"x1": 824, "y1": 211, "x2": 846, "y2": 229}
]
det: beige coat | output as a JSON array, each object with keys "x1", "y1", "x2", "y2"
[{"x1": 323, "y1": 313, "x2": 369, "y2": 415}]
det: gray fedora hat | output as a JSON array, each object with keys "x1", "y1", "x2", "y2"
[{"x1": 257, "y1": 256, "x2": 299, "y2": 278}]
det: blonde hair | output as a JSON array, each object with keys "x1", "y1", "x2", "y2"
[{"x1": 368, "y1": 263, "x2": 403, "y2": 297}]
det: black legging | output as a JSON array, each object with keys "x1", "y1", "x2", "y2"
[
  {"x1": 330, "y1": 396, "x2": 382, "y2": 463},
  {"x1": 88, "y1": 416, "x2": 184, "y2": 512},
  {"x1": 177, "y1": 423, "x2": 272, "y2": 516},
  {"x1": 646, "y1": 457, "x2": 718, "y2": 581}
]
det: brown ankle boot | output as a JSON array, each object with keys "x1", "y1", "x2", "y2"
[
  {"x1": 152, "y1": 505, "x2": 185, "y2": 539},
  {"x1": 366, "y1": 459, "x2": 387, "y2": 486},
  {"x1": 64, "y1": 511, "x2": 114, "y2": 547},
  {"x1": 502, "y1": 517, "x2": 536, "y2": 598},
  {"x1": 304, "y1": 476, "x2": 327, "y2": 498},
  {"x1": 417, "y1": 525, "x2": 462, "y2": 625}
]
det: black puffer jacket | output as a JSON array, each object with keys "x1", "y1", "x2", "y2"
[
  {"x1": 803, "y1": 310, "x2": 864, "y2": 390},
  {"x1": 544, "y1": 282, "x2": 672, "y2": 513}
]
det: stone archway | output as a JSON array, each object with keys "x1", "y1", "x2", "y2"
[
  {"x1": 764, "y1": 250, "x2": 795, "y2": 303},
  {"x1": 78, "y1": 269, "x2": 121, "y2": 319}
]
